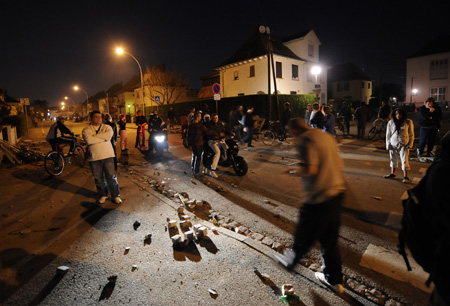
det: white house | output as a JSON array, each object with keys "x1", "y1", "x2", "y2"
[
  {"x1": 406, "y1": 35, "x2": 450, "y2": 106},
  {"x1": 328, "y1": 62, "x2": 373, "y2": 104},
  {"x1": 215, "y1": 28, "x2": 327, "y2": 103}
]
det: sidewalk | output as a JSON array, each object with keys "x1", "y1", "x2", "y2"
[{"x1": 2, "y1": 168, "x2": 371, "y2": 306}]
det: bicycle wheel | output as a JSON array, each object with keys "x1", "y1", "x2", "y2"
[
  {"x1": 368, "y1": 126, "x2": 377, "y2": 140},
  {"x1": 73, "y1": 146, "x2": 86, "y2": 167},
  {"x1": 261, "y1": 130, "x2": 275, "y2": 145},
  {"x1": 44, "y1": 151, "x2": 65, "y2": 176}
]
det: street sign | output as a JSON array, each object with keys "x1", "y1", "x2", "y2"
[
  {"x1": 212, "y1": 83, "x2": 221, "y2": 94},
  {"x1": 214, "y1": 94, "x2": 221, "y2": 101},
  {"x1": 20, "y1": 98, "x2": 30, "y2": 106},
  {"x1": 155, "y1": 96, "x2": 161, "y2": 103}
]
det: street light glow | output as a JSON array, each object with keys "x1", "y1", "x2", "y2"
[
  {"x1": 74, "y1": 86, "x2": 79, "y2": 91},
  {"x1": 116, "y1": 48, "x2": 124, "y2": 55},
  {"x1": 412, "y1": 88, "x2": 418, "y2": 95},
  {"x1": 61, "y1": 101, "x2": 65, "y2": 105},
  {"x1": 311, "y1": 66, "x2": 322, "y2": 75}
]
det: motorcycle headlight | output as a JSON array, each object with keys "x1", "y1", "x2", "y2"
[{"x1": 155, "y1": 135, "x2": 165, "y2": 143}]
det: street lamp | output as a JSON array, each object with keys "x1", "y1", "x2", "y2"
[
  {"x1": 127, "y1": 104, "x2": 131, "y2": 115},
  {"x1": 73, "y1": 85, "x2": 89, "y2": 116},
  {"x1": 412, "y1": 89, "x2": 418, "y2": 103},
  {"x1": 64, "y1": 96, "x2": 76, "y2": 112},
  {"x1": 311, "y1": 66, "x2": 322, "y2": 103},
  {"x1": 116, "y1": 47, "x2": 145, "y2": 116}
]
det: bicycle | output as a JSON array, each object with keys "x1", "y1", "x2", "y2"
[
  {"x1": 44, "y1": 135, "x2": 86, "y2": 176},
  {"x1": 261, "y1": 121, "x2": 291, "y2": 145},
  {"x1": 368, "y1": 118, "x2": 387, "y2": 140},
  {"x1": 335, "y1": 116, "x2": 348, "y2": 136}
]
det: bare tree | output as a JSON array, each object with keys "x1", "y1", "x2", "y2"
[{"x1": 143, "y1": 65, "x2": 188, "y2": 106}]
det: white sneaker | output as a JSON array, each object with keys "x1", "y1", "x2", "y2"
[
  {"x1": 114, "y1": 197, "x2": 122, "y2": 204},
  {"x1": 98, "y1": 196, "x2": 108, "y2": 204},
  {"x1": 203, "y1": 168, "x2": 210, "y2": 175},
  {"x1": 210, "y1": 170, "x2": 218, "y2": 178},
  {"x1": 315, "y1": 272, "x2": 344, "y2": 293}
]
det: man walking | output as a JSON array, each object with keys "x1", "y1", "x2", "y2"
[
  {"x1": 242, "y1": 106, "x2": 255, "y2": 147},
  {"x1": 277, "y1": 118, "x2": 346, "y2": 293},
  {"x1": 417, "y1": 97, "x2": 442, "y2": 157},
  {"x1": 354, "y1": 102, "x2": 370, "y2": 140},
  {"x1": 83, "y1": 111, "x2": 121, "y2": 204},
  {"x1": 187, "y1": 112, "x2": 207, "y2": 178}
]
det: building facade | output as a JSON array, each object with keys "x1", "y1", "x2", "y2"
[
  {"x1": 406, "y1": 35, "x2": 450, "y2": 106},
  {"x1": 214, "y1": 28, "x2": 327, "y2": 104}
]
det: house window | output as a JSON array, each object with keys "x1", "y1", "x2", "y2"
[
  {"x1": 234, "y1": 70, "x2": 239, "y2": 80},
  {"x1": 430, "y1": 59, "x2": 449, "y2": 80},
  {"x1": 361, "y1": 82, "x2": 365, "y2": 88},
  {"x1": 308, "y1": 44, "x2": 314, "y2": 57},
  {"x1": 290, "y1": 91, "x2": 297, "y2": 95},
  {"x1": 292, "y1": 64, "x2": 299, "y2": 79},
  {"x1": 344, "y1": 82, "x2": 350, "y2": 91},
  {"x1": 276, "y1": 62, "x2": 282, "y2": 78},
  {"x1": 250, "y1": 65, "x2": 255, "y2": 77},
  {"x1": 368, "y1": 83, "x2": 371, "y2": 89},
  {"x1": 430, "y1": 87, "x2": 447, "y2": 102}
]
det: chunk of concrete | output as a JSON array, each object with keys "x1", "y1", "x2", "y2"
[{"x1": 56, "y1": 266, "x2": 69, "y2": 275}]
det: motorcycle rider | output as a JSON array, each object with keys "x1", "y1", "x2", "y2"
[
  {"x1": 148, "y1": 111, "x2": 166, "y2": 153},
  {"x1": 205, "y1": 113, "x2": 227, "y2": 178},
  {"x1": 46, "y1": 115, "x2": 76, "y2": 155}
]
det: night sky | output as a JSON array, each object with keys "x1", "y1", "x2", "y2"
[{"x1": 1, "y1": 0, "x2": 449, "y2": 106}]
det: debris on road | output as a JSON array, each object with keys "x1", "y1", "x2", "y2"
[
  {"x1": 371, "y1": 196, "x2": 382, "y2": 201},
  {"x1": 0, "y1": 139, "x2": 46, "y2": 165},
  {"x1": 280, "y1": 284, "x2": 300, "y2": 305},
  {"x1": 19, "y1": 229, "x2": 32, "y2": 235},
  {"x1": 133, "y1": 220, "x2": 141, "y2": 230},
  {"x1": 56, "y1": 266, "x2": 70, "y2": 275},
  {"x1": 168, "y1": 220, "x2": 178, "y2": 228},
  {"x1": 208, "y1": 288, "x2": 218, "y2": 298}
]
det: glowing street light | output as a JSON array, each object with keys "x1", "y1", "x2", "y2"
[
  {"x1": 73, "y1": 85, "x2": 89, "y2": 115},
  {"x1": 116, "y1": 47, "x2": 145, "y2": 116},
  {"x1": 127, "y1": 104, "x2": 131, "y2": 115},
  {"x1": 311, "y1": 65, "x2": 322, "y2": 103}
]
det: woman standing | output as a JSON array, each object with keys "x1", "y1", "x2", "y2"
[
  {"x1": 118, "y1": 115, "x2": 127, "y2": 151},
  {"x1": 323, "y1": 106, "x2": 336, "y2": 136},
  {"x1": 384, "y1": 108, "x2": 414, "y2": 183}
]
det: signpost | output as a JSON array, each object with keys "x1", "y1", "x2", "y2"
[{"x1": 212, "y1": 83, "x2": 221, "y2": 114}]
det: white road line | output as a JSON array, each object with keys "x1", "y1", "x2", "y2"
[
  {"x1": 384, "y1": 212, "x2": 402, "y2": 229},
  {"x1": 359, "y1": 243, "x2": 433, "y2": 293},
  {"x1": 411, "y1": 177, "x2": 421, "y2": 184}
]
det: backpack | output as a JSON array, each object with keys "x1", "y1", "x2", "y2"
[{"x1": 398, "y1": 163, "x2": 439, "y2": 287}]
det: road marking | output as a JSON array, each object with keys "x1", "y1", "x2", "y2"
[
  {"x1": 359, "y1": 243, "x2": 433, "y2": 293},
  {"x1": 411, "y1": 177, "x2": 421, "y2": 184},
  {"x1": 384, "y1": 212, "x2": 402, "y2": 229},
  {"x1": 419, "y1": 167, "x2": 427, "y2": 173},
  {"x1": 400, "y1": 191, "x2": 408, "y2": 200}
]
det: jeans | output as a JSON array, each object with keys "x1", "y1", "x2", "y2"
[
  {"x1": 418, "y1": 127, "x2": 438, "y2": 154},
  {"x1": 292, "y1": 193, "x2": 344, "y2": 285},
  {"x1": 243, "y1": 128, "x2": 253, "y2": 146},
  {"x1": 191, "y1": 145, "x2": 203, "y2": 174},
  {"x1": 89, "y1": 157, "x2": 120, "y2": 198},
  {"x1": 357, "y1": 124, "x2": 366, "y2": 140}
]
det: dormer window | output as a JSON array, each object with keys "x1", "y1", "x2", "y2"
[
  {"x1": 308, "y1": 43, "x2": 314, "y2": 57},
  {"x1": 234, "y1": 70, "x2": 239, "y2": 80}
]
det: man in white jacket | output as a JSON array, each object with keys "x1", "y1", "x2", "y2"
[
  {"x1": 384, "y1": 108, "x2": 414, "y2": 183},
  {"x1": 83, "y1": 111, "x2": 121, "y2": 204}
]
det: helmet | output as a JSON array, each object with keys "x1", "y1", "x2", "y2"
[{"x1": 57, "y1": 115, "x2": 67, "y2": 120}]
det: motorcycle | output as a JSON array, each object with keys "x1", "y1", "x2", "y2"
[
  {"x1": 203, "y1": 137, "x2": 248, "y2": 176},
  {"x1": 147, "y1": 126, "x2": 169, "y2": 156}
]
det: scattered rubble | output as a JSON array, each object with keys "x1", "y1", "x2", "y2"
[
  {"x1": 0, "y1": 139, "x2": 46, "y2": 165},
  {"x1": 56, "y1": 266, "x2": 70, "y2": 275}
]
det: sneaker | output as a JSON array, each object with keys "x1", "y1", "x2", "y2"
[
  {"x1": 98, "y1": 196, "x2": 108, "y2": 204},
  {"x1": 274, "y1": 249, "x2": 297, "y2": 271},
  {"x1": 383, "y1": 174, "x2": 396, "y2": 179},
  {"x1": 114, "y1": 197, "x2": 122, "y2": 204},
  {"x1": 315, "y1": 272, "x2": 344, "y2": 293},
  {"x1": 402, "y1": 177, "x2": 410, "y2": 184},
  {"x1": 210, "y1": 170, "x2": 219, "y2": 178}
]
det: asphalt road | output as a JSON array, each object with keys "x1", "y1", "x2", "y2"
[{"x1": 1, "y1": 117, "x2": 445, "y2": 305}]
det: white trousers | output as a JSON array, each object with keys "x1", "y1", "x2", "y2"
[
  {"x1": 389, "y1": 146, "x2": 410, "y2": 171},
  {"x1": 208, "y1": 140, "x2": 227, "y2": 170}
]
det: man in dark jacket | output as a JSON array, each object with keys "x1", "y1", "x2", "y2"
[
  {"x1": 354, "y1": 102, "x2": 371, "y2": 140},
  {"x1": 46, "y1": 115, "x2": 76, "y2": 154},
  {"x1": 229, "y1": 105, "x2": 243, "y2": 142},
  {"x1": 338, "y1": 102, "x2": 352, "y2": 134},
  {"x1": 310, "y1": 103, "x2": 324, "y2": 129},
  {"x1": 242, "y1": 106, "x2": 255, "y2": 147},
  {"x1": 187, "y1": 112, "x2": 208, "y2": 178},
  {"x1": 417, "y1": 97, "x2": 443, "y2": 157},
  {"x1": 378, "y1": 101, "x2": 391, "y2": 120},
  {"x1": 279, "y1": 102, "x2": 292, "y2": 137}
]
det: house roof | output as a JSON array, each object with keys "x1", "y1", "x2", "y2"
[
  {"x1": 328, "y1": 62, "x2": 374, "y2": 82},
  {"x1": 0, "y1": 89, "x2": 19, "y2": 103},
  {"x1": 218, "y1": 27, "x2": 305, "y2": 68},
  {"x1": 407, "y1": 35, "x2": 450, "y2": 58},
  {"x1": 106, "y1": 83, "x2": 123, "y2": 95},
  {"x1": 281, "y1": 29, "x2": 312, "y2": 43},
  {"x1": 119, "y1": 75, "x2": 140, "y2": 93}
]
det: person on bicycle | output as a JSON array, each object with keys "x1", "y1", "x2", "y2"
[
  {"x1": 46, "y1": 115, "x2": 76, "y2": 155},
  {"x1": 384, "y1": 108, "x2": 414, "y2": 183},
  {"x1": 378, "y1": 101, "x2": 391, "y2": 120}
]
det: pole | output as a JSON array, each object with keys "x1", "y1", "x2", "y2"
[
  {"x1": 24, "y1": 103, "x2": 29, "y2": 135},
  {"x1": 125, "y1": 52, "x2": 145, "y2": 117},
  {"x1": 267, "y1": 35, "x2": 271, "y2": 121},
  {"x1": 410, "y1": 77, "x2": 413, "y2": 104},
  {"x1": 270, "y1": 48, "x2": 279, "y2": 120}
]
